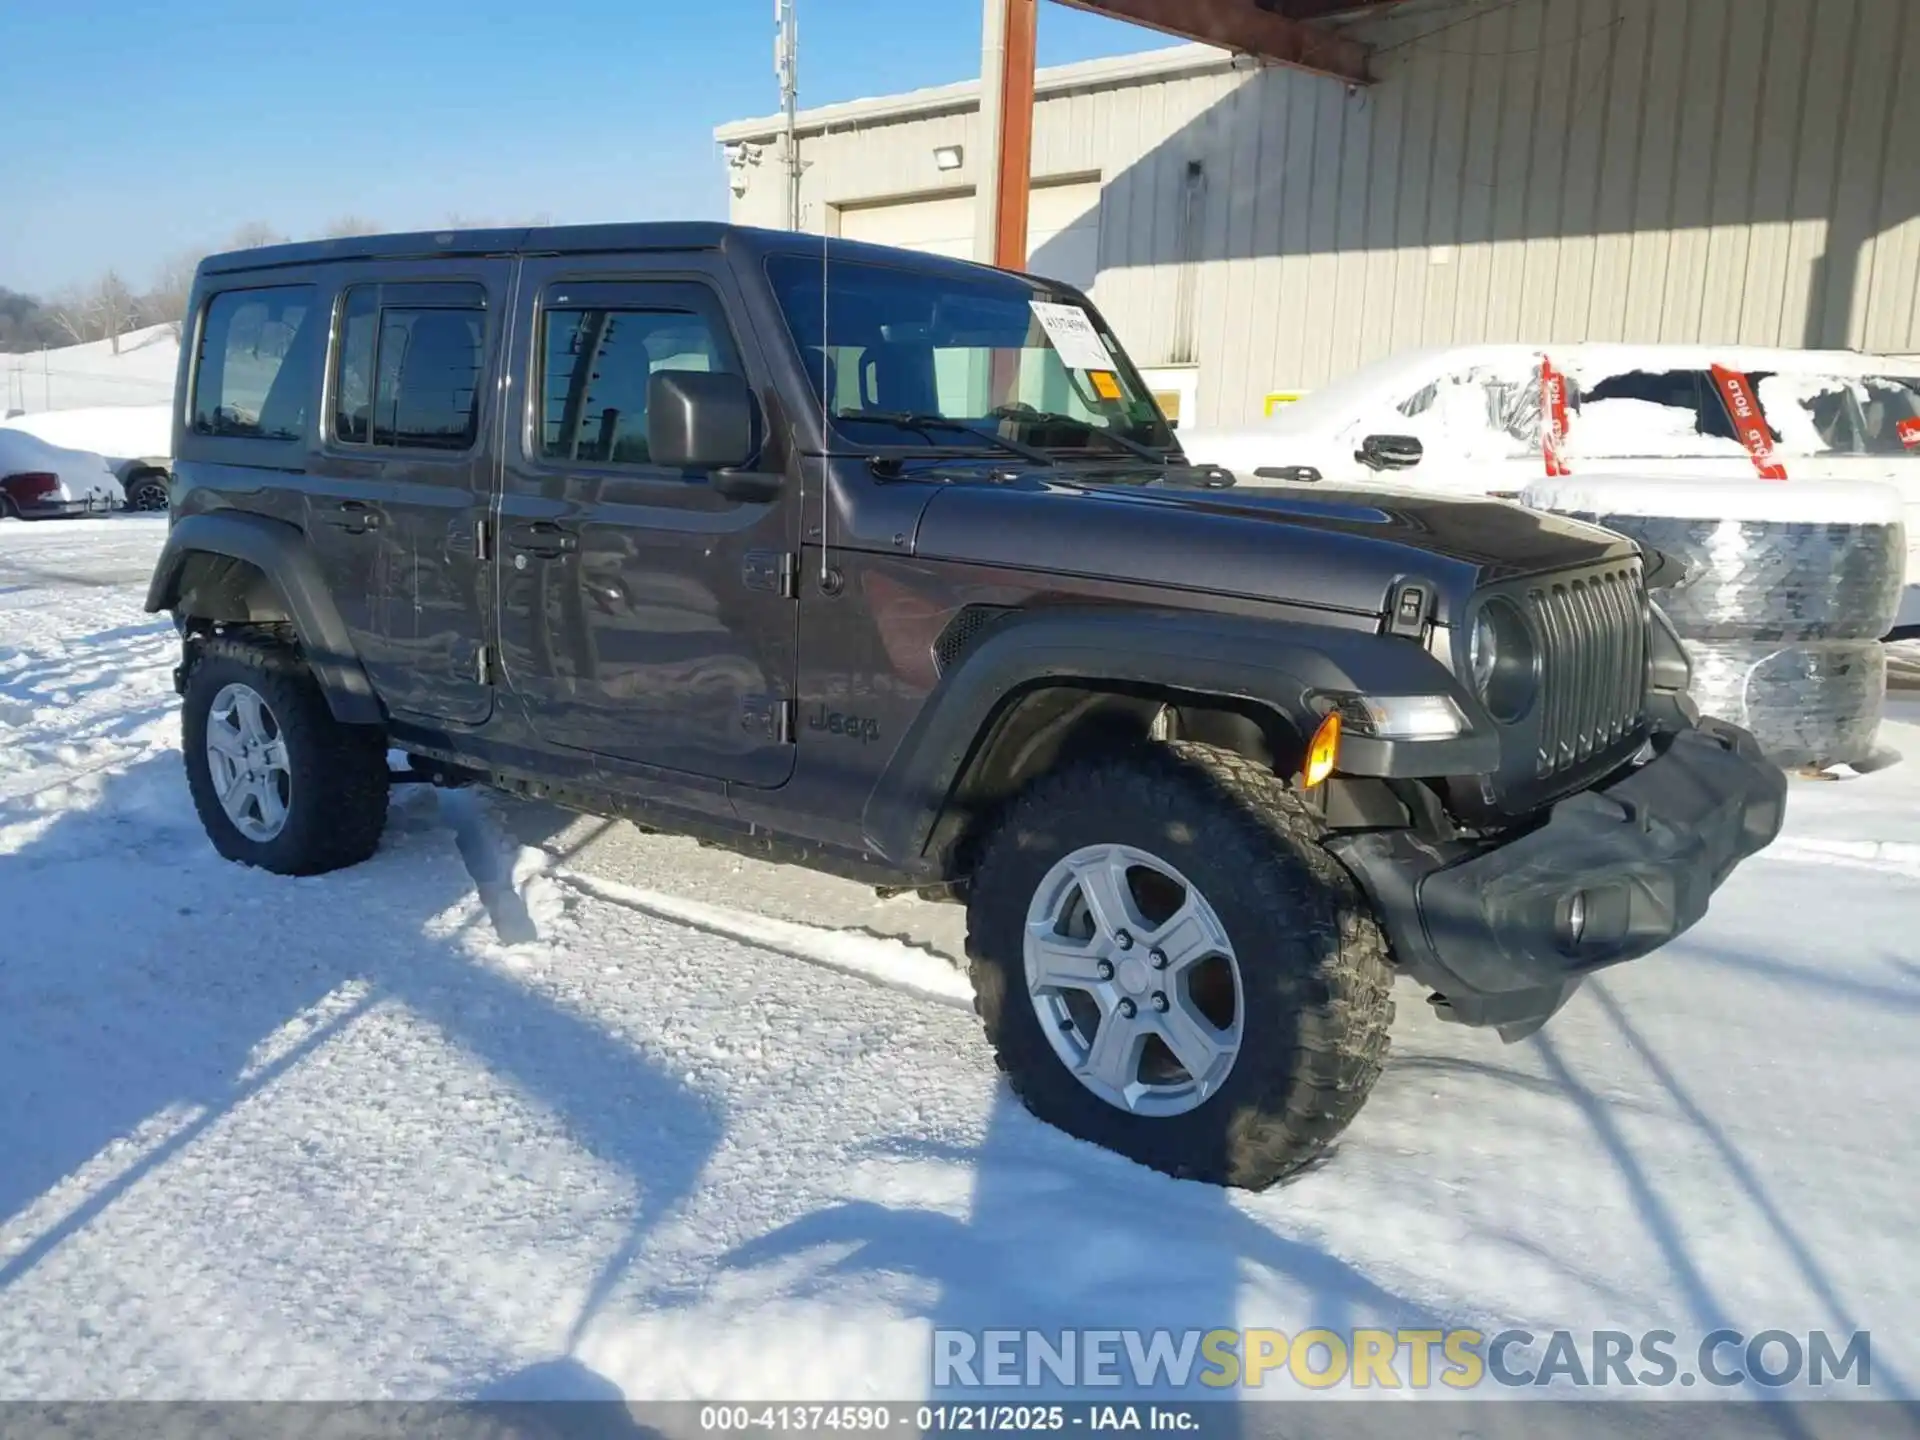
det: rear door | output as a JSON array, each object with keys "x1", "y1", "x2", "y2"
[
  {"x1": 307, "y1": 264, "x2": 510, "y2": 725},
  {"x1": 494, "y1": 254, "x2": 800, "y2": 786}
]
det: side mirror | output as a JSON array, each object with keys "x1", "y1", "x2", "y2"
[
  {"x1": 1357, "y1": 434, "x2": 1424, "y2": 471},
  {"x1": 648, "y1": 370, "x2": 781, "y2": 501}
]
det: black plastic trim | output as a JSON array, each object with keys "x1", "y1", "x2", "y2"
[
  {"x1": 1325, "y1": 716, "x2": 1786, "y2": 1037},
  {"x1": 862, "y1": 607, "x2": 1498, "y2": 863},
  {"x1": 145, "y1": 510, "x2": 383, "y2": 725}
]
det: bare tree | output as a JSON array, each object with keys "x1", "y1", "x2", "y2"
[
  {"x1": 441, "y1": 210, "x2": 553, "y2": 230},
  {"x1": 143, "y1": 250, "x2": 201, "y2": 338},
  {"x1": 44, "y1": 271, "x2": 140, "y2": 353},
  {"x1": 228, "y1": 221, "x2": 289, "y2": 250},
  {"x1": 47, "y1": 288, "x2": 93, "y2": 347},
  {"x1": 94, "y1": 270, "x2": 138, "y2": 354},
  {"x1": 320, "y1": 215, "x2": 382, "y2": 238}
]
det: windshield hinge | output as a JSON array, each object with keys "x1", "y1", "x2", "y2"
[{"x1": 1386, "y1": 580, "x2": 1433, "y2": 639}]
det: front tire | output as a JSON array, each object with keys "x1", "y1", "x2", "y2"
[
  {"x1": 965, "y1": 741, "x2": 1394, "y2": 1189},
  {"x1": 126, "y1": 473, "x2": 170, "y2": 512},
  {"x1": 181, "y1": 635, "x2": 389, "y2": 875}
]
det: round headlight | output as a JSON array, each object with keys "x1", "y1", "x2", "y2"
[
  {"x1": 1469, "y1": 599, "x2": 1538, "y2": 723},
  {"x1": 1470, "y1": 612, "x2": 1499, "y2": 693}
]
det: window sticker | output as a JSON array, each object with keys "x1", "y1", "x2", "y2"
[{"x1": 1030, "y1": 301, "x2": 1118, "y2": 372}]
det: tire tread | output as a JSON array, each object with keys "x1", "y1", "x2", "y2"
[{"x1": 966, "y1": 740, "x2": 1394, "y2": 1189}]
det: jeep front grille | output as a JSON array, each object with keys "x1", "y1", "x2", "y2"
[{"x1": 1525, "y1": 566, "x2": 1648, "y2": 778}]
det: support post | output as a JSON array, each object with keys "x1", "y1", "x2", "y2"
[{"x1": 975, "y1": 0, "x2": 1038, "y2": 270}]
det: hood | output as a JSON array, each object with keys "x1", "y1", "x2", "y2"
[{"x1": 913, "y1": 470, "x2": 1636, "y2": 622}]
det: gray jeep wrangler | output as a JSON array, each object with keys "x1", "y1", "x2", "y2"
[{"x1": 147, "y1": 224, "x2": 1787, "y2": 1188}]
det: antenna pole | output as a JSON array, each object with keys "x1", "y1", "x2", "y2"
[{"x1": 776, "y1": 0, "x2": 802, "y2": 231}]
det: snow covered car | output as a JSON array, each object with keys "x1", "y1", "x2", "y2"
[
  {"x1": 1180, "y1": 345, "x2": 1920, "y2": 626},
  {"x1": 2, "y1": 404, "x2": 173, "y2": 511},
  {"x1": 0, "y1": 427, "x2": 120, "y2": 520}
]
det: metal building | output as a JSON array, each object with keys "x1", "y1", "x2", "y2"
[{"x1": 716, "y1": 0, "x2": 1920, "y2": 431}]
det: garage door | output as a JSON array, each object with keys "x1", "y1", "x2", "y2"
[{"x1": 837, "y1": 180, "x2": 1103, "y2": 291}]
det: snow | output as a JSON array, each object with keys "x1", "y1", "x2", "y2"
[
  {"x1": 2, "y1": 404, "x2": 173, "y2": 464},
  {"x1": 1524, "y1": 474, "x2": 1909, "y2": 526},
  {"x1": 4, "y1": 517, "x2": 1920, "y2": 1411},
  {"x1": 1, "y1": 324, "x2": 180, "y2": 417}
]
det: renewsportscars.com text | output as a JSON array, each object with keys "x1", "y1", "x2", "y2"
[{"x1": 932, "y1": 1328, "x2": 1872, "y2": 1392}]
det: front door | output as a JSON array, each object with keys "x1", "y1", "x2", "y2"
[
  {"x1": 495, "y1": 258, "x2": 799, "y2": 787},
  {"x1": 307, "y1": 265, "x2": 510, "y2": 724}
]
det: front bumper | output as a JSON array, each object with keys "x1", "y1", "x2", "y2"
[{"x1": 1325, "y1": 716, "x2": 1787, "y2": 1040}]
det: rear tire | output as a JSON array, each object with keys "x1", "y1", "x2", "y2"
[
  {"x1": 965, "y1": 741, "x2": 1394, "y2": 1189},
  {"x1": 181, "y1": 635, "x2": 389, "y2": 875}
]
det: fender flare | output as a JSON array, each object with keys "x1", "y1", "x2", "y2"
[
  {"x1": 145, "y1": 510, "x2": 383, "y2": 725},
  {"x1": 861, "y1": 606, "x2": 1498, "y2": 863}
]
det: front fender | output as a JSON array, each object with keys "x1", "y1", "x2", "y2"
[
  {"x1": 861, "y1": 607, "x2": 1498, "y2": 863},
  {"x1": 146, "y1": 510, "x2": 382, "y2": 726}
]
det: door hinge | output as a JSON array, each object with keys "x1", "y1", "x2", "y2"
[
  {"x1": 740, "y1": 695, "x2": 796, "y2": 745},
  {"x1": 744, "y1": 550, "x2": 800, "y2": 599},
  {"x1": 475, "y1": 519, "x2": 491, "y2": 562},
  {"x1": 475, "y1": 644, "x2": 496, "y2": 685}
]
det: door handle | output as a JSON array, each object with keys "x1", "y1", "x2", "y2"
[
  {"x1": 506, "y1": 522, "x2": 578, "y2": 558},
  {"x1": 324, "y1": 500, "x2": 381, "y2": 533}
]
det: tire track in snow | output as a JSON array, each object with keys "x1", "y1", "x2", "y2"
[
  {"x1": 1759, "y1": 835, "x2": 1920, "y2": 880},
  {"x1": 438, "y1": 789, "x2": 973, "y2": 1009}
]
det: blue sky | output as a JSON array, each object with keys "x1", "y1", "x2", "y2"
[{"x1": 0, "y1": 0, "x2": 1160, "y2": 298}]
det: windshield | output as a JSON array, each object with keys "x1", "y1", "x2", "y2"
[{"x1": 766, "y1": 253, "x2": 1175, "y2": 455}]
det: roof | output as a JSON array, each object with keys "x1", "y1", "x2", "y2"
[
  {"x1": 714, "y1": 44, "x2": 1240, "y2": 144},
  {"x1": 193, "y1": 222, "x2": 1060, "y2": 289}
]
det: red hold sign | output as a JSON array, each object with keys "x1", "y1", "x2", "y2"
[
  {"x1": 1710, "y1": 365, "x2": 1788, "y2": 480},
  {"x1": 1540, "y1": 356, "x2": 1571, "y2": 477}
]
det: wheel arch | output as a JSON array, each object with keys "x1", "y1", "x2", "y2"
[
  {"x1": 146, "y1": 510, "x2": 383, "y2": 725},
  {"x1": 862, "y1": 606, "x2": 1481, "y2": 876}
]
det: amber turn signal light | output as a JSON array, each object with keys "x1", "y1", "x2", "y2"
[{"x1": 1304, "y1": 711, "x2": 1341, "y2": 789}]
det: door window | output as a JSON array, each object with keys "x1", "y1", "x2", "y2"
[
  {"x1": 1859, "y1": 377, "x2": 1920, "y2": 456},
  {"x1": 191, "y1": 286, "x2": 316, "y2": 441},
  {"x1": 538, "y1": 305, "x2": 734, "y2": 466},
  {"x1": 331, "y1": 283, "x2": 486, "y2": 451},
  {"x1": 1568, "y1": 370, "x2": 1758, "y2": 458},
  {"x1": 1391, "y1": 364, "x2": 1542, "y2": 459},
  {"x1": 1755, "y1": 373, "x2": 1920, "y2": 457}
]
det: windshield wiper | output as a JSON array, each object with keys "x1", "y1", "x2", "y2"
[
  {"x1": 834, "y1": 409, "x2": 1054, "y2": 466},
  {"x1": 987, "y1": 406, "x2": 1169, "y2": 464}
]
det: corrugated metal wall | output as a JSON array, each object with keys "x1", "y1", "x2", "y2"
[{"x1": 728, "y1": 0, "x2": 1920, "y2": 429}]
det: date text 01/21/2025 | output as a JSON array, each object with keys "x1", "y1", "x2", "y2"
[{"x1": 697, "y1": 1405, "x2": 1198, "y2": 1433}]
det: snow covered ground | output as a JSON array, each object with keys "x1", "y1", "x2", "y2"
[
  {"x1": 4, "y1": 516, "x2": 1920, "y2": 1416},
  {"x1": 1, "y1": 324, "x2": 179, "y2": 417}
]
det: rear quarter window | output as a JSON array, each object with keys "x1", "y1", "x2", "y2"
[{"x1": 191, "y1": 285, "x2": 317, "y2": 441}]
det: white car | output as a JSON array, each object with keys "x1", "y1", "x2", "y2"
[
  {"x1": 1180, "y1": 344, "x2": 1920, "y2": 625},
  {"x1": 0, "y1": 426, "x2": 121, "y2": 521}
]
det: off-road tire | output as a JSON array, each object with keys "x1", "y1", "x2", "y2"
[
  {"x1": 126, "y1": 473, "x2": 171, "y2": 513},
  {"x1": 0, "y1": 495, "x2": 17, "y2": 521},
  {"x1": 182, "y1": 635, "x2": 389, "y2": 875},
  {"x1": 966, "y1": 740, "x2": 1394, "y2": 1189}
]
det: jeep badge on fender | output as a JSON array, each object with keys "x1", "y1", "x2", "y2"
[
  {"x1": 147, "y1": 222, "x2": 1786, "y2": 1191},
  {"x1": 808, "y1": 705, "x2": 880, "y2": 744}
]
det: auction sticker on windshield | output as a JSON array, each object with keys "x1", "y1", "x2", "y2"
[{"x1": 1030, "y1": 301, "x2": 1118, "y2": 372}]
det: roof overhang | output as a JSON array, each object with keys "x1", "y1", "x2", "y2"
[{"x1": 1050, "y1": 0, "x2": 1406, "y2": 85}]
